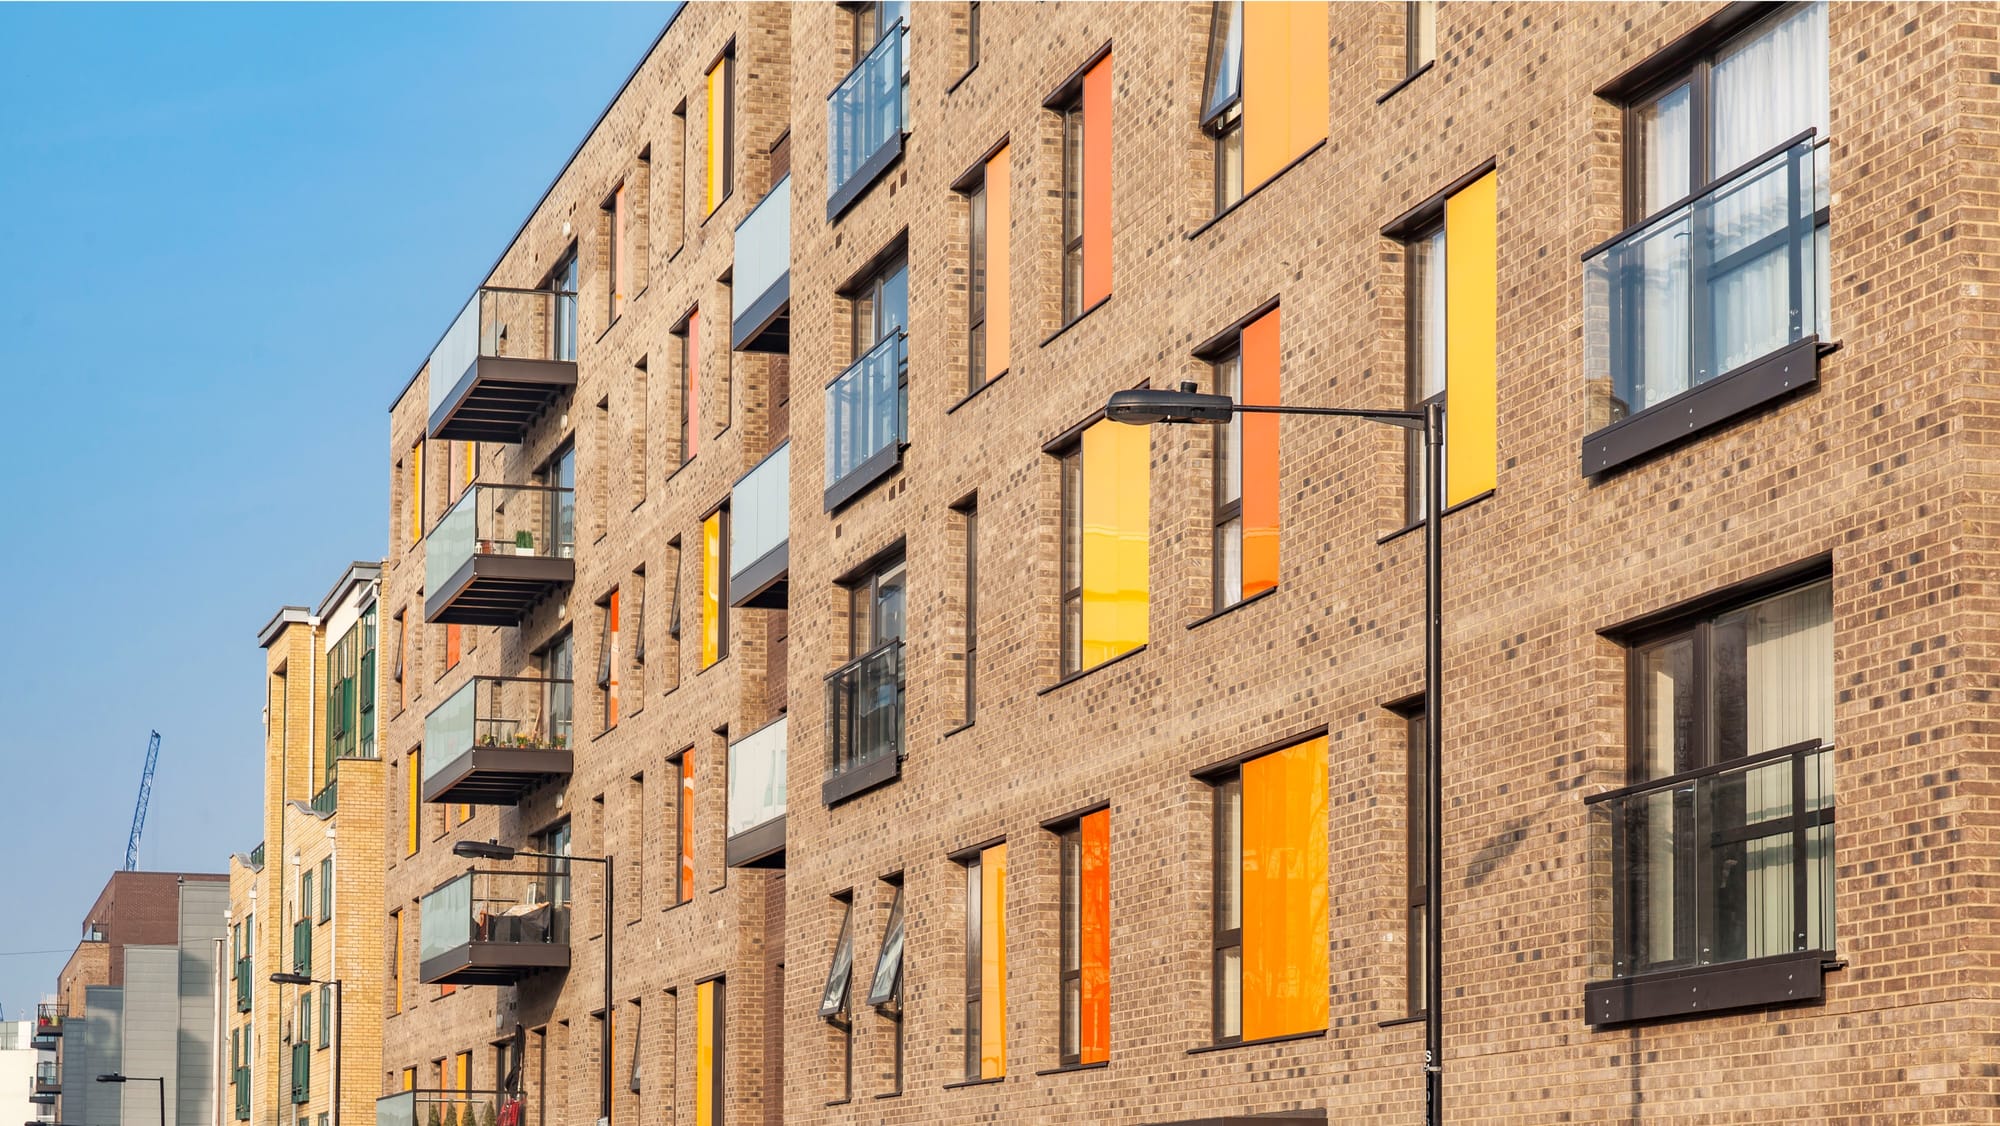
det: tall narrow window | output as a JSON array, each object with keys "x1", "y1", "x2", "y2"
[
  {"x1": 1404, "y1": 707, "x2": 1429, "y2": 1017},
  {"x1": 679, "y1": 311, "x2": 701, "y2": 465},
  {"x1": 957, "y1": 499, "x2": 979, "y2": 726},
  {"x1": 705, "y1": 50, "x2": 733, "y2": 216},
  {"x1": 393, "y1": 610, "x2": 407, "y2": 712},
  {"x1": 960, "y1": 842, "x2": 1007, "y2": 1079},
  {"x1": 629, "y1": 358, "x2": 649, "y2": 508},
  {"x1": 629, "y1": 568, "x2": 646, "y2": 702},
  {"x1": 408, "y1": 439, "x2": 424, "y2": 547},
  {"x1": 598, "y1": 590, "x2": 621, "y2": 731},
  {"x1": 1055, "y1": 418, "x2": 1150, "y2": 676},
  {"x1": 389, "y1": 910, "x2": 403, "y2": 1014},
  {"x1": 966, "y1": 1, "x2": 982, "y2": 70},
  {"x1": 539, "y1": 631, "x2": 574, "y2": 748},
  {"x1": 1202, "y1": 1, "x2": 1327, "y2": 212},
  {"x1": 551, "y1": 248, "x2": 579, "y2": 362},
  {"x1": 605, "y1": 182, "x2": 628, "y2": 323},
  {"x1": 1200, "y1": 2, "x2": 1244, "y2": 210},
  {"x1": 318, "y1": 858, "x2": 333, "y2": 923},
  {"x1": 672, "y1": 749, "x2": 695, "y2": 904},
  {"x1": 1400, "y1": 169, "x2": 1497, "y2": 522},
  {"x1": 1208, "y1": 735, "x2": 1328, "y2": 1044},
  {"x1": 1055, "y1": 50, "x2": 1111, "y2": 323},
  {"x1": 445, "y1": 623, "x2": 461, "y2": 672},
  {"x1": 866, "y1": 881, "x2": 905, "y2": 1095},
  {"x1": 663, "y1": 538, "x2": 684, "y2": 692},
  {"x1": 670, "y1": 102, "x2": 689, "y2": 255},
  {"x1": 701, "y1": 508, "x2": 728, "y2": 668},
  {"x1": 1407, "y1": 1, "x2": 1437, "y2": 74},
  {"x1": 300, "y1": 869, "x2": 314, "y2": 926},
  {"x1": 828, "y1": 555, "x2": 906, "y2": 787},
  {"x1": 964, "y1": 144, "x2": 1010, "y2": 393},
  {"x1": 694, "y1": 979, "x2": 724, "y2": 1126},
  {"x1": 1056, "y1": 809, "x2": 1110, "y2": 1065},
  {"x1": 827, "y1": 253, "x2": 910, "y2": 504},
  {"x1": 1209, "y1": 306, "x2": 1280, "y2": 609},
  {"x1": 538, "y1": 820, "x2": 573, "y2": 909},
  {"x1": 818, "y1": 897, "x2": 855, "y2": 1102},
  {"x1": 405, "y1": 748, "x2": 421, "y2": 857}
]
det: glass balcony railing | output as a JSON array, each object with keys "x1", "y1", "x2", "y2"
[
  {"x1": 731, "y1": 174, "x2": 791, "y2": 352},
  {"x1": 827, "y1": 22, "x2": 906, "y2": 218},
  {"x1": 823, "y1": 333, "x2": 907, "y2": 510},
  {"x1": 726, "y1": 717, "x2": 787, "y2": 866},
  {"x1": 421, "y1": 675, "x2": 574, "y2": 805},
  {"x1": 424, "y1": 483, "x2": 575, "y2": 625},
  {"x1": 248, "y1": 842, "x2": 266, "y2": 869},
  {"x1": 35, "y1": 1061, "x2": 58, "y2": 1092},
  {"x1": 427, "y1": 286, "x2": 580, "y2": 442},
  {"x1": 730, "y1": 442, "x2": 790, "y2": 608},
  {"x1": 824, "y1": 640, "x2": 903, "y2": 801},
  {"x1": 419, "y1": 869, "x2": 571, "y2": 986},
  {"x1": 378, "y1": 1089, "x2": 524, "y2": 1126},
  {"x1": 1583, "y1": 133, "x2": 1826, "y2": 470}
]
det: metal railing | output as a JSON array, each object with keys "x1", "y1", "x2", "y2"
[
  {"x1": 424, "y1": 676, "x2": 573, "y2": 784},
  {"x1": 249, "y1": 842, "x2": 266, "y2": 869},
  {"x1": 426, "y1": 483, "x2": 576, "y2": 595},
  {"x1": 420, "y1": 870, "x2": 571, "y2": 965},
  {"x1": 728, "y1": 716, "x2": 788, "y2": 840},
  {"x1": 824, "y1": 333, "x2": 907, "y2": 489},
  {"x1": 427, "y1": 287, "x2": 579, "y2": 421},
  {"x1": 377, "y1": 1088, "x2": 523, "y2": 1126},
  {"x1": 827, "y1": 23, "x2": 906, "y2": 211},
  {"x1": 731, "y1": 442, "x2": 790, "y2": 587},
  {"x1": 310, "y1": 775, "x2": 338, "y2": 814},
  {"x1": 35, "y1": 1061, "x2": 58, "y2": 1085},
  {"x1": 825, "y1": 640, "x2": 904, "y2": 781},
  {"x1": 33, "y1": 1003, "x2": 60, "y2": 1034},
  {"x1": 1584, "y1": 132, "x2": 1826, "y2": 426},
  {"x1": 1587, "y1": 741, "x2": 1833, "y2": 979},
  {"x1": 733, "y1": 174, "x2": 791, "y2": 345}
]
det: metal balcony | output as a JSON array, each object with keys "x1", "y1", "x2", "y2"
[
  {"x1": 427, "y1": 287, "x2": 578, "y2": 443},
  {"x1": 422, "y1": 676, "x2": 574, "y2": 806},
  {"x1": 822, "y1": 640, "x2": 903, "y2": 805},
  {"x1": 726, "y1": 716, "x2": 787, "y2": 867},
  {"x1": 378, "y1": 1089, "x2": 525, "y2": 1126},
  {"x1": 729, "y1": 442, "x2": 789, "y2": 608},
  {"x1": 418, "y1": 869, "x2": 570, "y2": 986},
  {"x1": 424, "y1": 483, "x2": 575, "y2": 626},
  {"x1": 731, "y1": 174, "x2": 790, "y2": 353},
  {"x1": 823, "y1": 333, "x2": 906, "y2": 512},
  {"x1": 827, "y1": 22, "x2": 906, "y2": 219},
  {"x1": 33, "y1": 1061, "x2": 58, "y2": 1097},
  {"x1": 31, "y1": 1004, "x2": 59, "y2": 1048}
]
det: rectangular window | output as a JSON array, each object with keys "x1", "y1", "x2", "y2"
[
  {"x1": 965, "y1": 144, "x2": 1010, "y2": 393},
  {"x1": 1056, "y1": 418, "x2": 1150, "y2": 676},
  {"x1": 1056, "y1": 809, "x2": 1110, "y2": 1065},
  {"x1": 406, "y1": 748, "x2": 421, "y2": 857},
  {"x1": 551, "y1": 248, "x2": 580, "y2": 362},
  {"x1": 701, "y1": 509, "x2": 728, "y2": 668},
  {"x1": 694, "y1": 978, "x2": 724, "y2": 1126},
  {"x1": 629, "y1": 568, "x2": 646, "y2": 702},
  {"x1": 866, "y1": 881, "x2": 905, "y2": 1095},
  {"x1": 1404, "y1": 708, "x2": 1429, "y2": 1017},
  {"x1": 672, "y1": 749, "x2": 695, "y2": 904},
  {"x1": 1407, "y1": 1, "x2": 1437, "y2": 73},
  {"x1": 828, "y1": 556, "x2": 906, "y2": 785},
  {"x1": 663, "y1": 538, "x2": 684, "y2": 692},
  {"x1": 818, "y1": 897, "x2": 855, "y2": 1102},
  {"x1": 538, "y1": 821, "x2": 573, "y2": 908},
  {"x1": 598, "y1": 589, "x2": 621, "y2": 731},
  {"x1": 1202, "y1": 0, "x2": 1327, "y2": 212},
  {"x1": 539, "y1": 631, "x2": 575, "y2": 747},
  {"x1": 1210, "y1": 736, "x2": 1329, "y2": 1044},
  {"x1": 957, "y1": 499, "x2": 979, "y2": 726},
  {"x1": 318, "y1": 858, "x2": 333, "y2": 922},
  {"x1": 408, "y1": 439, "x2": 424, "y2": 547},
  {"x1": 1056, "y1": 51, "x2": 1111, "y2": 322},
  {"x1": 960, "y1": 843, "x2": 1006, "y2": 1080},
  {"x1": 1201, "y1": 2, "x2": 1243, "y2": 209},
  {"x1": 1400, "y1": 169, "x2": 1497, "y2": 522},
  {"x1": 318, "y1": 984, "x2": 331, "y2": 1047},
  {"x1": 670, "y1": 102, "x2": 689, "y2": 256},
  {"x1": 390, "y1": 910, "x2": 403, "y2": 1014},
  {"x1": 393, "y1": 611, "x2": 407, "y2": 712},
  {"x1": 827, "y1": 254, "x2": 910, "y2": 504},
  {"x1": 300, "y1": 868, "x2": 314, "y2": 922},
  {"x1": 605, "y1": 182, "x2": 628, "y2": 323},
  {"x1": 629, "y1": 358, "x2": 649, "y2": 509},
  {"x1": 1209, "y1": 306, "x2": 1280, "y2": 609},
  {"x1": 679, "y1": 311, "x2": 700, "y2": 464},
  {"x1": 705, "y1": 51, "x2": 733, "y2": 216}
]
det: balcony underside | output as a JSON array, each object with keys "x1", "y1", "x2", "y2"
[
  {"x1": 729, "y1": 542, "x2": 789, "y2": 609},
  {"x1": 425, "y1": 554, "x2": 573, "y2": 625},
  {"x1": 30, "y1": 1034, "x2": 56, "y2": 1050},
  {"x1": 731, "y1": 274, "x2": 790, "y2": 354},
  {"x1": 428, "y1": 356, "x2": 577, "y2": 444},
  {"x1": 423, "y1": 746, "x2": 574, "y2": 806},
  {"x1": 420, "y1": 942, "x2": 569, "y2": 987},
  {"x1": 29, "y1": 1093, "x2": 54, "y2": 1106},
  {"x1": 725, "y1": 816, "x2": 785, "y2": 868}
]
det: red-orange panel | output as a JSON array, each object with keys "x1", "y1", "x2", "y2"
[
  {"x1": 1239, "y1": 308, "x2": 1281, "y2": 598},
  {"x1": 1080, "y1": 808, "x2": 1111, "y2": 1064},
  {"x1": 1082, "y1": 55, "x2": 1113, "y2": 308}
]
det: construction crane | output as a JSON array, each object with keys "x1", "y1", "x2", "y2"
[{"x1": 124, "y1": 731, "x2": 162, "y2": 870}]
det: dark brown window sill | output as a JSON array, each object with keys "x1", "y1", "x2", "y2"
[
  {"x1": 1036, "y1": 643, "x2": 1147, "y2": 696},
  {"x1": 1041, "y1": 296, "x2": 1111, "y2": 348},
  {"x1": 1376, "y1": 59, "x2": 1435, "y2": 105},
  {"x1": 1186, "y1": 138, "x2": 1327, "y2": 241},
  {"x1": 823, "y1": 752, "x2": 900, "y2": 806},
  {"x1": 1376, "y1": 1012, "x2": 1425, "y2": 1029},
  {"x1": 823, "y1": 1098, "x2": 851, "y2": 1108},
  {"x1": 942, "y1": 719, "x2": 975, "y2": 739},
  {"x1": 942, "y1": 1075, "x2": 1005, "y2": 1091},
  {"x1": 1580, "y1": 336, "x2": 1830, "y2": 479},
  {"x1": 872, "y1": 1090, "x2": 902, "y2": 1101},
  {"x1": 946, "y1": 61, "x2": 979, "y2": 95},
  {"x1": 946, "y1": 369, "x2": 1008, "y2": 414},
  {"x1": 1376, "y1": 489, "x2": 1495, "y2": 545},
  {"x1": 1584, "y1": 949, "x2": 1836, "y2": 1027},
  {"x1": 665, "y1": 456, "x2": 696, "y2": 487},
  {"x1": 1034, "y1": 1060, "x2": 1108, "y2": 1076},
  {"x1": 1186, "y1": 1028, "x2": 1326, "y2": 1055},
  {"x1": 1186, "y1": 585, "x2": 1278, "y2": 630}
]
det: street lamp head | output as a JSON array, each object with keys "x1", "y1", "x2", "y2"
[
  {"x1": 1105, "y1": 387, "x2": 1236, "y2": 426},
  {"x1": 269, "y1": 972, "x2": 314, "y2": 986},
  {"x1": 454, "y1": 840, "x2": 516, "y2": 861},
  {"x1": 94, "y1": 1075, "x2": 124, "y2": 1085}
]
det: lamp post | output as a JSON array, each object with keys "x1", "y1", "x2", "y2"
[
  {"x1": 270, "y1": 973, "x2": 341, "y2": 1126},
  {"x1": 95, "y1": 1074, "x2": 164, "y2": 1126},
  {"x1": 1106, "y1": 385, "x2": 1445, "y2": 1126},
  {"x1": 454, "y1": 840, "x2": 613, "y2": 1126}
]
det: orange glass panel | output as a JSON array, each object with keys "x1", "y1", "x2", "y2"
[
  {"x1": 1240, "y1": 736, "x2": 1329, "y2": 1040},
  {"x1": 700, "y1": 513, "x2": 722, "y2": 668},
  {"x1": 1445, "y1": 170, "x2": 1498, "y2": 506},
  {"x1": 1079, "y1": 809, "x2": 1111, "y2": 1064},
  {"x1": 979, "y1": 843, "x2": 1007, "y2": 1078},
  {"x1": 694, "y1": 980, "x2": 717, "y2": 1126},
  {"x1": 409, "y1": 440, "x2": 423, "y2": 546},
  {"x1": 1242, "y1": 2, "x2": 1329, "y2": 187},
  {"x1": 679, "y1": 752, "x2": 696, "y2": 900},
  {"x1": 445, "y1": 624, "x2": 461, "y2": 670},
  {"x1": 1081, "y1": 55, "x2": 1113, "y2": 308},
  {"x1": 685, "y1": 311, "x2": 701, "y2": 461},
  {"x1": 985, "y1": 144, "x2": 1011, "y2": 376},
  {"x1": 1239, "y1": 308, "x2": 1280, "y2": 598},
  {"x1": 1079, "y1": 420, "x2": 1149, "y2": 668}
]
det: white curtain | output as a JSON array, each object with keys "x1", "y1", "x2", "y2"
[{"x1": 1739, "y1": 580, "x2": 1833, "y2": 958}]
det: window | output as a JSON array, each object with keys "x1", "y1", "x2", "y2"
[
  {"x1": 678, "y1": 310, "x2": 700, "y2": 465},
  {"x1": 829, "y1": 2, "x2": 909, "y2": 217},
  {"x1": 605, "y1": 182, "x2": 628, "y2": 323},
  {"x1": 670, "y1": 102, "x2": 689, "y2": 255},
  {"x1": 551, "y1": 248, "x2": 580, "y2": 362},
  {"x1": 406, "y1": 748, "x2": 421, "y2": 857},
  {"x1": 1055, "y1": 51, "x2": 1111, "y2": 322},
  {"x1": 318, "y1": 858, "x2": 333, "y2": 923},
  {"x1": 1200, "y1": 2, "x2": 1243, "y2": 210},
  {"x1": 818, "y1": 897, "x2": 855, "y2": 1102},
  {"x1": 539, "y1": 632, "x2": 574, "y2": 748},
  {"x1": 701, "y1": 509, "x2": 728, "y2": 668},
  {"x1": 1208, "y1": 307, "x2": 1280, "y2": 609},
  {"x1": 538, "y1": 820, "x2": 572, "y2": 908},
  {"x1": 694, "y1": 978, "x2": 724, "y2": 1126},
  {"x1": 663, "y1": 538, "x2": 683, "y2": 692},
  {"x1": 966, "y1": 1, "x2": 981, "y2": 70},
  {"x1": 597, "y1": 589, "x2": 621, "y2": 731},
  {"x1": 390, "y1": 910, "x2": 403, "y2": 1015},
  {"x1": 826, "y1": 253, "x2": 910, "y2": 506},
  {"x1": 1601, "y1": 579, "x2": 1833, "y2": 987},
  {"x1": 393, "y1": 611, "x2": 407, "y2": 712},
  {"x1": 538, "y1": 444, "x2": 578, "y2": 559},
  {"x1": 408, "y1": 439, "x2": 424, "y2": 548},
  {"x1": 445, "y1": 623, "x2": 461, "y2": 672},
  {"x1": 960, "y1": 843, "x2": 1006, "y2": 1080},
  {"x1": 1406, "y1": 1, "x2": 1436, "y2": 74},
  {"x1": 849, "y1": 1, "x2": 909, "y2": 64},
  {"x1": 1399, "y1": 169, "x2": 1497, "y2": 522},
  {"x1": 1208, "y1": 735, "x2": 1328, "y2": 1044},
  {"x1": 827, "y1": 555, "x2": 906, "y2": 794},
  {"x1": 1402, "y1": 707, "x2": 1429, "y2": 1017},
  {"x1": 629, "y1": 359, "x2": 649, "y2": 508},
  {"x1": 300, "y1": 867, "x2": 314, "y2": 922},
  {"x1": 1056, "y1": 418, "x2": 1150, "y2": 676},
  {"x1": 318, "y1": 983, "x2": 331, "y2": 1048},
  {"x1": 1199, "y1": 1, "x2": 1327, "y2": 215},
  {"x1": 964, "y1": 144, "x2": 1009, "y2": 393},
  {"x1": 1056, "y1": 809, "x2": 1110, "y2": 1065},
  {"x1": 705, "y1": 50, "x2": 733, "y2": 217},
  {"x1": 866, "y1": 881, "x2": 905, "y2": 1095},
  {"x1": 629, "y1": 568, "x2": 646, "y2": 702},
  {"x1": 671, "y1": 749, "x2": 694, "y2": 904},
  {"x1": 955, "y1": 499, "x2": 978, "y2": 726}
]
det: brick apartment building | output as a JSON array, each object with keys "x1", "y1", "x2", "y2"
[
  {"x1": 372, "y1": 2, "x2": 2000, "y2": 1123},
  {"x1": 228, "y1": 563, "x2": 389, "y2": 1126}
]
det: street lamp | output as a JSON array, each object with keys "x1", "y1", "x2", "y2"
[
  {"x1": 271, "y1": 972, "x2": 342, "y2": 1126},
  {"x1": 1107, "y1": 384, "x2": 1445, "y2": 1126},
  {"x1": 454, "y1": 840, "x2": 613, "y2": 1126},
  {"x1": 95, "y1": 1074, "x2": 163, "y2": 1126}
]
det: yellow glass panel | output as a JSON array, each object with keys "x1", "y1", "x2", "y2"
[
  {"x1": 979, "y1": 843, "x2": 1007, "y2": 1078},
  {"x1": 694, "y1": 980, "x2": 717, "y2": 1126},
  {"x1": 985, "y1": 144, "x2": 1010, "y2": 377},
  {"x1": 1242, "y1": 2, "x2": 1329, "y2": 187},
  {"x1": 400, "y1": 1068, "x2": 413, "y2": 1092},
  {"x1": 706, "y1": 60, "x2": 727, "y2": 215},
  {"x1": 406, "y1": 749, "x2": 420, "y2": 857},
  {"x1": 701, "y1": 513, "x2": 722, "y2": 668},
  {"x1": 409, "y1": 439, "x2": 423, "y2": 545},
  {"x1": 1445, "y1": 170, "x2": 1497, "y2": 505},
  {"x1": 1240, "y1": 736, "x2": 1329, "y2": 1040},
  {"x1": 1079, "y1": 420, "x2": 1149, "y2": 669}
]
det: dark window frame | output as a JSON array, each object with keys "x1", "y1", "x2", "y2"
[
  {"x1": 958, "y1": 498, "x2": 979, "y2": 725},
  {"x1": 966, "y1": 177, "x2": 988, "y2": 394},
  {"x1": 1057, "y1": 444, "x2": 1083, "y2": 676},
  {"x1": 1200, "y1": 2, "x2": 1244, "y2": 214},
  {"x1": 961, "y1": 853, "x2": 985, "y2": 1080},
  {"x1": 669, "y1": 749, "x2": 692, "y2": 905},
  {"x1": 1210, "y1": 772, "x2": 1243, "y2": 1044},
  {"x1": 1210, "y1": 345, "x2": 1244, "y2": 612},
  {"x1": 869, "y1": 880, "x2": 905, "y2": 1096},
  {"x1": 820, "y1": 896, "x2": 855, "y2": 1102},
  {"x1": 1058, "y1": 95, "x2": 1086, "y2": 323},
  {"x1": 1406, "y1": 1, "x2": 1437, "y2": 76},
  {"x1": 1054, "y1": 820, "x2": 1083, "y2": 1065},
  {"x1": 1401, "y1": 705, "x2": 1428, "y2": 1018},
  {"x1": 1403, "y1": 218, "x2": 1447, "y2": 525}
]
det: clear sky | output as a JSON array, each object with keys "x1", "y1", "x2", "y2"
[{"x1": 0, "y1": 1, "x2": 676, "y2": 1021}]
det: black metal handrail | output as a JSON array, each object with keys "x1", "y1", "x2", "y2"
[{"x1": 825, "y1": 639, "x2": 905, "y2": 779}]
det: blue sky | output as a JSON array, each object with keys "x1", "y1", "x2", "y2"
[{"x1": 0, "y1": 1, "x2": 675, "y2": 1021}]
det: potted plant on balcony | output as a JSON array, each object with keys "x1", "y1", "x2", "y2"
[{"x1": 514, "y1": 530, "x2": 535, "y2": 556}]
